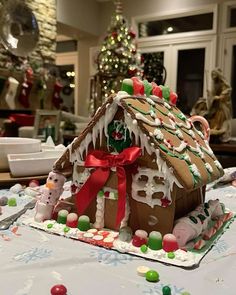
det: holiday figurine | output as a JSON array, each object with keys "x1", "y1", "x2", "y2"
[
  {"x1": 34, "y1": 171, "x2": 66, "y2": 222},
  {"x1": 4, "y1": 77, "x2": 19, "y2": 109},
  {"x1": 18, "y1": 68, "x2": 33, "y2": 108}
]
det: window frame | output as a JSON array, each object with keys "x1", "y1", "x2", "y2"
[
  {"x1": 132, "y1": 4, "x2": 218, "y2": 42},
  {"x1": 222, "y1": 1, "x2": 236, "y2": 33}
]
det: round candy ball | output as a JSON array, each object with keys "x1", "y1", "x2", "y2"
[
  {"x1": 50, "y1": 284, "x2": 67, "y2": 295},
  {"x1": 0, "y1": 196, "x2": 8, "y2": 206},
  {"x1": 162, "y1": 285, "x2": 172, "y2": 295},
  {"x1": 140, "y1": 244, "x2": 148, "y2": 253},
  {"x1": 8, "y1": 197, "x2": 17, "y2": 207},
  {"x1": 145, "y1": 270, "x2": 159, "y2": 282},
  {"x1": 29, "y1": 179, "x2": 40, "y2": 187}
]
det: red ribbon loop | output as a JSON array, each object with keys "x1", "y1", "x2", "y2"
[{"x1": 75, "y1": 147, "x2": 141, "y2": 228}]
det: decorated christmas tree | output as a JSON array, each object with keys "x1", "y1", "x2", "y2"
[{"x1": 90, "y1": 0, "x2": 142, "y2": 113}]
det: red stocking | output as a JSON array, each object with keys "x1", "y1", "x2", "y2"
[
  {"x1": 52, "y1": 81, "x2": 63, "y2": 109},
  {"x1": 18, "y1": 68, "x2": 33, "y2": 108}
]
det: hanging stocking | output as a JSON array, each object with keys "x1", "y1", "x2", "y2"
[
  {"x1": 5, "y1": 77, "x2": 19, "y2": 109},
  {"x1": 18, "y1": 68, "x2": 33, "y2": 108},
  {"x1": 52, "y1": 80, "x2": 63, "y2": 109}
]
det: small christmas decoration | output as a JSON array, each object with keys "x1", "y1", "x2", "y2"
[
  {"x1": 52, "y1": 80, "x2": 63, "y2": 109},
  {"x1": 18, "y1": 67, "x2": 33, "y2": 108},
  {"x1": 108, "y1": 120, "x2": 132, "y2": 152}
]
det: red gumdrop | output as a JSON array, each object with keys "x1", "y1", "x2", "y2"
[
  {"x1": 132, "y1": 230, "x2": 148, "y2": 247},
  {"x1": 162, "y1": 233, "x2": 179, "y2": 252},
  {"x1": 151, "y1": 82, "x2": 162, "y2": 98},
  {"x1": 169, "y1": 91, "x2": 178, "y2": 105},
  {"x1": 132, "y1": 235, "x2": 147, "y2": 247},
  {"x1": 51, "y1": 284, "x2": 67, "y2": 295},
  {"x1": 131, "y1": 77, "x2": 144, "y2": 95}
]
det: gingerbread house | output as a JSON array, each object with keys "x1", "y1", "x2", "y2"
[{"x1": 53, "y1": 78, "x2": 224, "y2": 235}]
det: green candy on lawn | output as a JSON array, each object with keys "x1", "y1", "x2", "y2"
[{"x1": 145, "y1": 270, "x2": 159, "y2": 282}]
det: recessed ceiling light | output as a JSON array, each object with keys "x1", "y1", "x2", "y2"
[{"x1": 167, "y1": 26, "x2": 174, "y2": 32}]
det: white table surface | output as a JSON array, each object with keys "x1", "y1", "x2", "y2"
[{"x1": 0, "y1": 181, "x2": 236, "y2": 295}]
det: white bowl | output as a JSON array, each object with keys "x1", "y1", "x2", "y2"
[
  {"x1": 7, "y1": 150, "x2": 64, "y2": 177},
  {"x1": 0, "y1": 137, "x2": 41, "y2": 172}
]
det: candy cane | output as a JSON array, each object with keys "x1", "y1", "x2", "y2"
[
  {"x1": 194, "y1": 239, "x2": 206, "y2": 250},
  {"x1": 214, "y1": 219, "x2": 223, "y2": 230},
  {"x1": 203, "y1": 227, "x2": 217, "y2": 240}
]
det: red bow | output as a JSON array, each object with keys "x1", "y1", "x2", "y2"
[{"x1": 75, "y1": 147, "x2": 141, "y2": 228}]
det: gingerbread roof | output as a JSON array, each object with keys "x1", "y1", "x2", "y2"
[{"x1": 54, "y1": 91, "x2": 224, "y2": 191}]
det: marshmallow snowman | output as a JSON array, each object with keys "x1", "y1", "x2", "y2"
[{"x1": 34, "y1": 171, "x2": 66, "y2": 222}]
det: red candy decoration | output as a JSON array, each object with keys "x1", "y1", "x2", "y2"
[
  {"x1": 169, "y1": 91, "x2": 178, "y2": 105},
  {"x1": 131, "y1": 77, "x2": 144, "y2": 95},
  {"x1": 51, "y1": 284, "x2": 67, "y2": 295},
  {"x1": 162, "y1": 234, "x2": 179, "y2": 252},
  {"x1": 29, "y1": 179, "x2": 39, "y2": 187},
  {"x1": 151, "y1": 82, "x2": 162, "y2": 98},
  {"x1": 66, "y1": 213, "x2": 78, "y2": 228},
  {"x1": 129, "y1": 31, "x2": 136, "y2": 38},
  {"x1": 132, "y1": 230, "x2": 148, "y2": 247}
]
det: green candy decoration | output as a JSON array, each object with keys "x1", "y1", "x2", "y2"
[
  {"x1": 98, "y1": 190, "x2": 104, "y2": 197},
  {"x1": 108, "y1": 120, "x2": 132, "y2": 152},
  {"x1": 181, "y1": 292, "x2": 191, "y2": 295},
  {"x1": 145, "y1": 270, "x2": 159, "y2": 282},
  {"x1": 121, "y1": 78, "x2": 133, "y2": 95},
  {"x1": 57, "y1": 210, "x2": 69, "y2": 224},
  {"x1": 8, "y1": 197, "x2": 17, "y2": 207},
  {"x1": 148, "y1": 231, "x2": 162, "y2": 250},
  {"x1": 47, "y1": 223, "x2": 54, "y2": 229},
  {"x1": 167, "y1": 252, "x2": 175, "y2": 259},
  {"x1": 143, "y1": 80, "x2": 152, "y2": 96},
  {"x1": 162, "y1": 286, "x2": 172, "y2": 295},
  {"x1": 78, "y1": 215, "x2": 90, "y2": 231},
  {"x1": 160, "y1": 85, "x2": 170, "y2": 101},
  {"x1": 64, "y1": 226, "x2": 70, "y2": 233},
  {"x1": 140, "y1": 244, "x2": 148, "y2": 253}
]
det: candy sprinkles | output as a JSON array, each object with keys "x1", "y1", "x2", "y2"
[{"x1": 30, "y1": 77, "x2": 234, "y2": 269}]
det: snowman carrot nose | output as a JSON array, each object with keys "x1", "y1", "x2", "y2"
[{"x1": 46, "y1": 182, "x2": 55, "y2": 189}]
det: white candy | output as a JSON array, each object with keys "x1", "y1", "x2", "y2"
[
  {"x1": 83, "y1": 232, "x2": 94, "y2": 238},
  {"x1": 93, "y1": 235, "x2": 103, "y2": 241},
  {"x1": 137, "y1": 266, "x2": 150, "y2": 276},
  {"x1": 103, "y1": 237, "x2": 114, "y2": 243},
  {"x1": 10, "y1": 183, "x2": 23, "y2": 193}
]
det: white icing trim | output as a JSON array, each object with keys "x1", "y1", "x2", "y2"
[{"x1": 94, "y1": 196, "x2": 105, "y2": 229}]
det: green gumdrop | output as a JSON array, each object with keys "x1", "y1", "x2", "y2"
[
  {"x1": 162, "y1": 285, "x2": 172, "y2": 295},
  {"x1": 160, "y1": 85, "x2": 170, "y2": 101},
  {"x1": 143, "y1": 80, "x2": 152, "y2": 96},
  {"x1": 121, "y1": 79, "x2": 133, "y2": 95},
  {"x1": 78, "y1": 215, "x2": 90, "y2": 231},
  {"x1": 8, "y1": 197, "x2": 17, "y2": 207}
]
